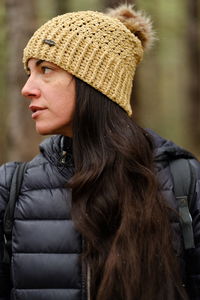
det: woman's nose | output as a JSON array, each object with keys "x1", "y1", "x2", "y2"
[{"x1": 21, "y1": 77, "x2": 41, "y2": 99}]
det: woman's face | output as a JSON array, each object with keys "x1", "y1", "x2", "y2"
[{"x1": 21, "y1": 58, "x2": 76, "y2": 136}]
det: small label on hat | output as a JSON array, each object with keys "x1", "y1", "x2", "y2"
[{"x1": 43, "y1": 39, "x2": 56, "y2": 46}]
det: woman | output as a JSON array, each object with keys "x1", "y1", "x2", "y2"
[{"x1": 0, "y1": 4, "x2": 199, "y2": 300}]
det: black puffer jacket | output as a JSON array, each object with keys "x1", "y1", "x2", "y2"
[{"x1": 0, "y1": 131, "x2": 199, "y2": 300}]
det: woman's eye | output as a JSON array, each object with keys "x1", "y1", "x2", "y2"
[{"x1": 41, "y1": 66, "x2": 52, "y2": 74}]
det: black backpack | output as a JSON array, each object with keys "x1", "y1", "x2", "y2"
[
  {"x1": 169, "y1": 158, "x2": 195, "y2": 250},
  {"x1": 2, "y1": 158, "x2": 196, "y2": 266},
  {"x1": 3, "y1": 162, "x2": 27, "y2": 265}
]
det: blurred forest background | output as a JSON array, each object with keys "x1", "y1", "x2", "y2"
[{"x1": 0, "y1": 0, "x2": 199, "y2": 164}]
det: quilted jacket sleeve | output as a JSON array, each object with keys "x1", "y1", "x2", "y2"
[
  {"x1": 0, "y1": 163, "x2": 16, "y2": 300},
  {"x1": 185, "y1": 159, "x2": 200, "y2": 299}
]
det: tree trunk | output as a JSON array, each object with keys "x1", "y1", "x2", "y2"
[
  {"x1": 0, "y1": 2, "x2": 7, "y2": 164},
  {"x1": 187, "y1": 0, "x2": 200, "y2": 152},
  {"x1": 5, "y1": 0, "x2": 42, "y2": 161}
]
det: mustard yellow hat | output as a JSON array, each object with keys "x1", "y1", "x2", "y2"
[{"x1": 23, "y1": 5, "x2": 154, "y2": 116}]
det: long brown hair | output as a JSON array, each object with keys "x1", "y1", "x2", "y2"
[{"x1": 68, "y1": 78, "x2": 188, "y2": 300}]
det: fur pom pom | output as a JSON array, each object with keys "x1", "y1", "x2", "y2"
[{"x1": 106, "y1": 4, "x2": 155, "y2": 50}]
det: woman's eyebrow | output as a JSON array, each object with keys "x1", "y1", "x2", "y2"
[
  {"x1": 27, "y1": 59, "x2": 44, "y2": 72},
  {"x1": 36, "y1": 59, "x2": 45, "y2": 66}
]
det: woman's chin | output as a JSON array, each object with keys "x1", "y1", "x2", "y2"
[
  {"x1": 35, "y1": 126, "x2": 53, "y2": 136},
  {"x1": 35, "y1": 123, "x2": 73, "y2": 136}
]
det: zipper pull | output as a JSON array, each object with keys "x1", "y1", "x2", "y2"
[{"x1": 60, "y1": 150, "x2": 67, "y2": 164}]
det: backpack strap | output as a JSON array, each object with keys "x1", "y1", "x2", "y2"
[
  {"x1": 3, "y1": 162, "x2": 27, "y2": 264},
  {"x1": 169, "y1": 158, "x2": 195, "y2": 250}
]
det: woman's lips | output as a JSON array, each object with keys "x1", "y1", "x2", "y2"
[{"x1": 29, "y1": 105, "x2": 47, "y2": 119}]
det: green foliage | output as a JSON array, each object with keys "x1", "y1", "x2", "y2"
[
  {"x1": 135, "y1": 0, "x2": 196, "y2": 153},
  {"x1": 69, "y1": 0, "x2": 103, "y2": 11},
  {"x1": 36, "y1": 0, "x2": 56, "y2": 24}
]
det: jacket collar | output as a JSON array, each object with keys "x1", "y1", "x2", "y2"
[
  {"x1": 39, "y1": 135, "x2": 74, "y2": 179},
  {"x1": 39, "y1": 131, "x2": 195, "y2": 176}
]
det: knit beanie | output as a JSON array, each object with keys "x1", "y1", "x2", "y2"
[{"x1": 23, "y1": 5, "x2": 154, "y2": 116}]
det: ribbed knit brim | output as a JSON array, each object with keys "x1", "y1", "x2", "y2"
[{"x1": 23, "y1": 11, "x2": 144, "y2": 116}]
